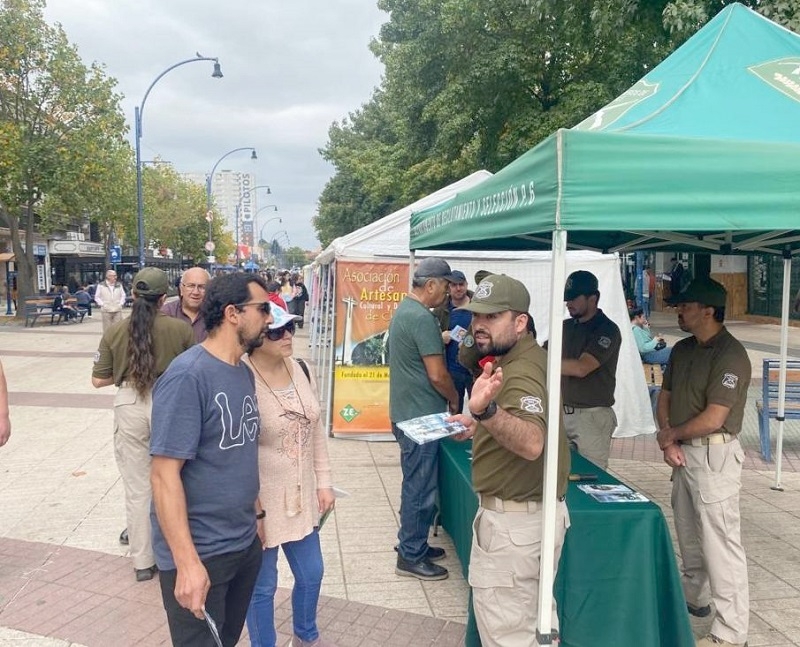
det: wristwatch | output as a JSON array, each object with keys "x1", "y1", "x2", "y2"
[{"x1": 471, "y1": 400, "x2": 498, "y2": 422}]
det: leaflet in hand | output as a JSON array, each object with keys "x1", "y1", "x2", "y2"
[
  {"x1": 577, "y1": 483, "x2": 649, "y2": 503},
  {"x1": 397, "y1": 412, "x2": 468, "y2": 445},
  {"x1": 450, "y1": 324, "x2": 468, "y2": 343}
]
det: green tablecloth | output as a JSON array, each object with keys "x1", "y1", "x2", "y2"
[{"x1": 438, "y1": 438, "x2": 695, "y2": 647}]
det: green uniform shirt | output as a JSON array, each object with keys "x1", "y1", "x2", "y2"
[
  {"x1": 472, "y1": 333, "x2": 571, "y2": 501},
  {"x1": 388, "y1": 296, "x2": 447, "y2": 422},
  {"x1": 93, "y1": 313, "x2": 195, "y2": 386},
  {"x1": 562, "y1": 309, "x2": 621, "y2": 408},
  {"x1": 663, "y1": 326, "x2": 750, "y2": 434}
]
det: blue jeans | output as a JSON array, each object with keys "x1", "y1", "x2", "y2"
[
  {"x1": 451, "y1": 370, "x2": 474, "y2": 414},
  {"x1": 642, "y1": 346, "x2": 672, "y2": 368},
  {"x1": 246, "y1": 530, "x2": 324, "y2": 647},
  {"x1": 392, "y1": 423, "x2": 439, "y2": 563},
  {"x1": 642, "y1": 297, "x2": 651, "y2": 319}
]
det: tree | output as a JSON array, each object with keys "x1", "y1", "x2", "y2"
[
  {"x1": 316, "y1": 0, "x2": 800, "y2": 245},
  {"x1": 0, "y1": 0, "x2": 129, "y2": 308},
  {"x1": 142, "y1": 163, "x2": 232, "y2": 263},
  {"x1": 316, "y1": 0, "x2": 674, "y2": 243}
]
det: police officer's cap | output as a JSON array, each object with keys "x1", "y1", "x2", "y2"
[
  {"x1": 458, "y1": 274, "x2": 530, "y2": 314},
  {"x1": 668, "y1": 278, "x2": 727, "y2": 308}
]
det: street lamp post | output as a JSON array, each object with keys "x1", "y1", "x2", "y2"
[
  {"x1": 256, "y1": 212, "x2": 281, "y2": 261},
  {"x1": 205, "y1": 147, "x2": 258, "y2": 263},
  {"x1": 232, "y1": 186, "x2": 273, "y2": 268},
  {"x1": 135, "y1": 54, "x2": 222, "y2": 269}
]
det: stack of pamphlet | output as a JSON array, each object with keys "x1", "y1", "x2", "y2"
[
  {"x1": 396, "y1": 412, "x2": 468, "y2": 445},
  {"x1": 577, "y1": 483, "x2": 649, "y2": 503}
]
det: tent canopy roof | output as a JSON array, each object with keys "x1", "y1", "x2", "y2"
[{"x1": 410, "y1": 4, "x2": 800, "y2": 256}]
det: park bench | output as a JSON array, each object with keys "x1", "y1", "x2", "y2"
[
  {"x1": 755, "y1": 358, "x2": 800, "y2": 462},
  {"x1": 23, "y1": 295, "x2": 87, "y2": 327}
]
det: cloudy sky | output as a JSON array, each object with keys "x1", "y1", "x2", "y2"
[{"x1": 42, "y1": 0, "x2": 387, "y2": 251}]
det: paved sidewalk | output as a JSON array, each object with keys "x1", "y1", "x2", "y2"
[{"x1": 1, "y1": 311, "x2": 800, "y2": 645}]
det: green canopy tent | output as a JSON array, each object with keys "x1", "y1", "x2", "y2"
[{"x1": 409, "y1": 4, "x2": 800, "y2": 643}]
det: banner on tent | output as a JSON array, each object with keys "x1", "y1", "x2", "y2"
[{"x1": 332, "y1": 261, "x2": 409, "y2": 435}]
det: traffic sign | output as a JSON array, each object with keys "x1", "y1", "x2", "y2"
[
  {"x1": 109, "y1": 245, "x2": 122, "y2": 264},
  {"x1": 205, "y1": 241, "x2": 216, "y2": 252}
]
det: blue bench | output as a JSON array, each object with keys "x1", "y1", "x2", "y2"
[{"x1": 755, "y1": 358, "x2": 800, "y2": 462}]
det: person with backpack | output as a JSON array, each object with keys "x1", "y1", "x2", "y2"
[{"x1": 244, "y1": 305, "x2": 336, "y2": 647}]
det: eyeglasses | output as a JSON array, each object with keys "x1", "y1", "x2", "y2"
[
  {"x1": 266, "y1": 321, "x2": 296, "y2": 341},
  {"x1": 234, "y1": 301, "x2": 271, "y2": 314},
  {"x1": 181, "y1": 282, "x2": 207, "y2": 292}
]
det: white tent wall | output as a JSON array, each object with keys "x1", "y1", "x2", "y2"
[
  {"x1": 309, "y1": 247, "x2": 655, "y2": 438},
  {"x1": 430, "y1": 250, "x2": 655, "y2": 438}
]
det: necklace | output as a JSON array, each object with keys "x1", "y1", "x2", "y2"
[{"x1": 248, "y1": 357, "x2": 308, "y2": 421}]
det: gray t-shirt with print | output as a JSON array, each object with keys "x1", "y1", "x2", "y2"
[{"x1": 150, "y1": 344, "x2": 261, "y2": 570}]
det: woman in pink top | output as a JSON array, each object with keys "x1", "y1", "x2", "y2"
[{"x1": 244, "y1": 305, "x2": 336, "y2": 647}]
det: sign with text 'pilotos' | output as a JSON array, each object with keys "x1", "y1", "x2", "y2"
[{"x1": 332, "y1": 261, "x2": 409, "y2": 435}]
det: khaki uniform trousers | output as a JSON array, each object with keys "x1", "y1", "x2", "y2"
[
  {"x1": 101, "y1": 308, "x2": 123, "y2": 333},
  {"x1": 672, "y1": 437, "x2": 748, "y2": 645},
  {"x1": 563, "y1": 406, "x2": 617, "y2": 470},
  {"x1": 469, "y1": 498, "x2": 570, "y2": 647},
  {"x1": 113, "y1": 386, "x2": 154, "y2": 570}
]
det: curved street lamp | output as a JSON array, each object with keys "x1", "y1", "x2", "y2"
[
  {"x1": 205, "y1": 147, "x2": 257, "y2": 262},
  {"x1": 135, "y1": 54, "x2": 223, "y2": 268}
]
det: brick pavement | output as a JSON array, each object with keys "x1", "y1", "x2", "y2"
[{"x1": 3, "y1": 310, "x2": 800, "y2": 645}]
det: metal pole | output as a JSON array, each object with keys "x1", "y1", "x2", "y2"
[
  {"x1": 135, "y1": 105, "x2": 145, "y2": 269},
  {"x1": 135, "y1": 55, "x2": 222, "y2": 269},
  {"x1": 235, "y1": 205, "x2": 241, "y2": 268}
]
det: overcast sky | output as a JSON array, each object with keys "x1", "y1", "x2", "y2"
[{"x1": 42, "y1": 0, "x2": 387, "y2": 251}]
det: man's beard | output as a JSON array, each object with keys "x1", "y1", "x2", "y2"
[
  {"x1": 239, "y1": 328, "x2": 265, "y2": 354},
  {"x1": 477, "y1": 336, "x2": 515, "y2": 357}
]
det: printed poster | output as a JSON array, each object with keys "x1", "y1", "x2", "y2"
[{"x1": 332, "y1": 261, "x2": 409, "y2": 435}]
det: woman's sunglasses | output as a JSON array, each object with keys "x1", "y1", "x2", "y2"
[{"x1": 266, "y1": 321, "x2": 296, "y2": 341}]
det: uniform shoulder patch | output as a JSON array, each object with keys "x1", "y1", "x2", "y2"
[
  {"x1": 722, "y1": 373, "x2": 739, "y2": 389},
  {"x1": 93, "y1": 351, "x2": 100, "y2": 364},
  {"x1": 520, "y1": 396, "x2": 544, "y2": 413},
  {"x1": 597, "y1": 336, "x2": 612, "y2": 349}
]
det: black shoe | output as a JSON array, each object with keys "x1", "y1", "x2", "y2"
[
  {"x1": 394, "y1": 544, "x2": 446, "y2": 562},
  {"x1": 135, "y1": 565, "x2": 158, "y2": 582},
  {"x1": 687, "y1": 603, "x2": 712, "y2": 618},
  {"x1": 395, "y1": 556, "x2": 448, "y2": 581},
  {"x1": 119, "y1": 528, "x2": 129, "y2": 545}
]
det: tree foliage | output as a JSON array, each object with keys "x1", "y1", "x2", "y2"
[
  {"x1": 0, "y1": 0, "x2": 130, "y2": 306},
  {"x1": 143, "y1": 163, "x2": 232, "y2": 263},
  {"x1": 316, "y1": 0, "x2": 800, "y2": 246}
]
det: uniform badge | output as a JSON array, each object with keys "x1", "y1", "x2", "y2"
[
  {"x1": 722, "y1": 373, "x2": 739, "y2": 389},
  {"x1": 474, "y1": 281, "x2": 493, "y2": 300},
  {"x1": 597, "y1": 336, "x2": 611, "y2": 349},
  {"x1": 520, "y1": 396, "x2": 544, "y2": 413},
  {"x1": 93, "y1": 351, "x2": 100, "y2": 363},
  {"x1": 463, "y1": 334, "x2": 475, "y2": 348}
]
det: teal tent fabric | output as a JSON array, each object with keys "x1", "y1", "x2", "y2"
[{"x1": 409, "y1": 4, "x2": 800, "y2": 256}]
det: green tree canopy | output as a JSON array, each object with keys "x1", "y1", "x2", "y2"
[
  {"x1": 316, "y1": 0, "x2": 800, "y2": 247},
  {"x1": 0, "y1": 0, "x2": 130, "y2": 305}
]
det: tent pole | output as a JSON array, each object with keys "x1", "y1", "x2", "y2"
[
  {"x1": 408, "y1": 250, "x2": 416, "y2": 291},
  {"x1": 537, "y1": 228, "x2": 568, "y2": 645},
  {"x1": 324, "y1": 263, "x2": 337, "y2": 436},
  {"x1": 771, "y1": 253, "x2": 792, "y2": 491}
]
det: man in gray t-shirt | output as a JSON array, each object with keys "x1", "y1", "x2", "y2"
[
  {"x1": 151, "y1": 273, "x2": 272, "y2": 647},
  {"x1": 388, "y1": 258, "x2": 459, "y2": 582}
]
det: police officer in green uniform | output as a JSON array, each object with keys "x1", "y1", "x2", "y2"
[
  {"x1": 656, "y1": 278, "x2": 749, "y2": 647},
  {"x1": 560, "y1": 270, "x2": 621, "y2": 469},
  {"x1": 450, "y1": 273, "x2": 570, "y2": 647},
  {"x1": 92, "y1": 268, "x2": 194, "y2": 581}
]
